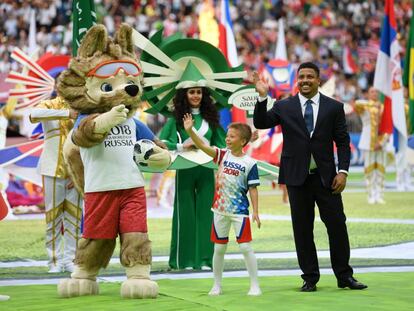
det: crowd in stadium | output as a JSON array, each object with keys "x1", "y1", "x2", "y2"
[{"x1": 0, "y1": 0, "x2": 412, "y2": 132}]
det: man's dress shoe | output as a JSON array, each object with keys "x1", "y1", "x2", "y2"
[
  {"x1": 300, "y1": 281, "x2": 317, "y2": 292},
  {"x1": 338, "y1": 277, "x2": 368, "y2": 290}
]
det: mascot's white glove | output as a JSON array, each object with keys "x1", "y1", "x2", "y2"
[
  {"x1": 147, "y1": 145, "x2": 171, "y2": 170},
  {"x1": 94, "y1": 104, "x2": 129, "y2": 134}
]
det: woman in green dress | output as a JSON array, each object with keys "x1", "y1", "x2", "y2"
[{"x1": 160, "y1": 87, "x2": 226, "y2": 270}]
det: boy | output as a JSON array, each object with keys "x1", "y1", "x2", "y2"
[{"x1": 183, "y1": 113, "x2": 262, "y2": 296}]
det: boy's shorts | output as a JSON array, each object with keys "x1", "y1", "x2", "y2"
[
  {"x1": 211, "y1": 212, "x2": 252, "y2": 244},
  {"x1": 83, "y1": 187, "x2": 147, "y2": 239}
]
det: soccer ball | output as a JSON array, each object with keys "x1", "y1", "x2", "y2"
[{"x1": 133, "y1": 139, "x2": 155, "y2": 167}]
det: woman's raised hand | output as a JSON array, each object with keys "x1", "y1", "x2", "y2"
[{"x1": 183, "y1": 113, "x2": 194, "y2": 132}]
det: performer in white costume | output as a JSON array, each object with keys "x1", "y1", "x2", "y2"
[
  {"x1": 30, "y1": 96, "x2": 82, "y2": 273},
  {"x1": 355, "y1": 87, "x2": 389, "y2": 204}
]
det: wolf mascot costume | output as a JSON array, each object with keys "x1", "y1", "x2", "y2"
[{"x1": 57, "y1": 24, "x2": 170, "y2": 299}]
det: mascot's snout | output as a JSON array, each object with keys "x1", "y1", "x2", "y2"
[{"x1": 125, "y1": 84, "x2": 139, "y2": 97}]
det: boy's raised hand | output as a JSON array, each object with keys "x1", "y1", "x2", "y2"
[
  {"x1": 252, "y1": 212, "x2": 261, "y2": 229},
  {"x1": 183, "y1": 113, "x2": 194, "y2": 132}
]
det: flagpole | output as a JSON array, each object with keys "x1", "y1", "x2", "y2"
[
  {"x1": 275, "y1": 18, "x2": 287, "y2": 60},
  {"x1": 28, "y1": 8, "x2": 38, "y2": 57}
]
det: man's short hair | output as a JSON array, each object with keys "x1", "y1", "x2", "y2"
[
  {"x1": 228, "y1": 122, "x2": 252, "y2": 146},
  {"x1": 297, "y1": 62, "x2": 320, "y2": 77}
]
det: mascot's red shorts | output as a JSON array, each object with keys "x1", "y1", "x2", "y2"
[{"x1": 83, "y1": 187, "x2": 147, "y2": 239}]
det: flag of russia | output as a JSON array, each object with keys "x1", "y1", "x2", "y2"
[{"x1": 218, "y1": 0, "x2": 246, "y2": 125}]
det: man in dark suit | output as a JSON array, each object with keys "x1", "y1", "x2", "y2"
[{"x1": 253, "y1": 62, "x2": 367, "y2": 292}]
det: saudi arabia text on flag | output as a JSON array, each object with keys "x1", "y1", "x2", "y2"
[{"x1": 72, "y1": 0, "x2": 96, "y2": 56}]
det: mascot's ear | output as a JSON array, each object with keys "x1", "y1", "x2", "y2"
[
  {"x1": 78, "y1": 24, "x2": 108, "y2": 58},
  {"x1": 114, "y1": 23, "x2": 134, "y2": 55}
]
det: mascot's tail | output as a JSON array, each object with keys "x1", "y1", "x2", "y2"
[{"x1": 63, "y1": 130, "x2": 85, "y2": 196}]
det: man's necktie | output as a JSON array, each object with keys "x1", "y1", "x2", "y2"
[{"x1": 304, "y1": 99, "x2": 314, "y2": 134}]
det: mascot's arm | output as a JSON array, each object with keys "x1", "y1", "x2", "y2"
[
  {"x1": 72, "y1": 113, "x2": 106, "y2": 147},
  {"x1": 72, "y1": 105, "x2": 128, "y2": 147},
  {"x1": 94, "y1": 104, "x2": 128, "y2": 134},
  {"x1": 211, "y1": 125, "x2": 227, "y2": 148},
  {"x1": 147, "y1": 145, "x2": 171, "y2": 170},
  {"x1": 158, "y1": 118, "x2": 179, "y2": 150},
  {"x1": 134, "y1": 119, "x2": 171, "y2": 170}
]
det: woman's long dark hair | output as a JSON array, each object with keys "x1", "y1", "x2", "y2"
[{"x1": 172, "y1": 88, "x2": 220, "y2": 128}]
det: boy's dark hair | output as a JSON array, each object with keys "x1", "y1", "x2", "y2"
[
  {"x1": 297, "y1": 62, "x2": 320, "y2": 77},
  {"x1": 228, "y1": 122, "x2": 252, "y2": 146}
]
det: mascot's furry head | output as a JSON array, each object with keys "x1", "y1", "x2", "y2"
[{"x1": 57, "y1": 23, "x2": 143, "y2": 117}]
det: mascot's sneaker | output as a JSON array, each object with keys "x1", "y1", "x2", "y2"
[
  {"x1": 57, "y1": 278, "x2": 99, "y2": 298},
  {"x1": 121, "y1": 265, "x2": 159, "y2": 299},
  {"x1": 121, "y1": 279, "x2": 159, "y2": 299}
]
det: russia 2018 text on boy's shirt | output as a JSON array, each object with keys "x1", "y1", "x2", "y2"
[
  {"x1": 212, "y1": 148, "x2": 259, "y2": 217},
  {"x1": 74, "y1": 115, "x2": 154, "y2": 192}
]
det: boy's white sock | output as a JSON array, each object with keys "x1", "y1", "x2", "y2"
[
  {"x1": 209, "y1": 243, "x2": 227, "y2": 296},
  {"x1": 239, "y1": 242, "x2": 261, "y2": 296}
]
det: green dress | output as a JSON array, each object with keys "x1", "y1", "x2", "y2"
[{"x1": 159, "y1": 112, "x2": 226, "y2": 269}]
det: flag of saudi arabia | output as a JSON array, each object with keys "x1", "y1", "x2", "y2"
[
  {"x1": 72, "y1": 0, "x2": 96, "y2": 56},
  {"x1": 403, "y1": 0, "x2": 414, "y2": 135}
]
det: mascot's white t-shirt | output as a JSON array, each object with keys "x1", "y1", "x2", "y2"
[{"x1": 74, "y1": 116, "x2": 154, "y2": 193}]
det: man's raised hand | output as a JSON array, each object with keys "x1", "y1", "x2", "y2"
[{"x1": 252, "y1": 71, "x2": 269, "y2": 98}]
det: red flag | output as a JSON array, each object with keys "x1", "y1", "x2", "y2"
[
  {"x1": 0, "y1": 192, "x2": 9, "y2": 221},
  {"x1": 343, "y1": 46, "x2": 358, "y2": 74}
]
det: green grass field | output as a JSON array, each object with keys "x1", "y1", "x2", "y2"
[
  {"x1": 0, "y1": 272, "x2": 413, "y2": 311},
  {"x1": 1, "y1": 191, "x2": 413, "y2": 260},
  {"x1": 258, "y1": 191, "x2": 414, "y2": 217},
  {"x1": 1, "y1": 218, "x2": 413, "y2": 261},
  {"x1": 0, "y1": 172, "x2": 413, "y2": 310}
]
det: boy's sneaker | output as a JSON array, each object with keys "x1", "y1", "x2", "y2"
[
  {"x1": 376, "y1": 198, "x2": 386, "y2": 204},
  {"x1": 247, "y1": 286, "x2": 262, "y2": 296},
  {"x1": 208, "y1": 285, "x2": 222, "y2": 296}
]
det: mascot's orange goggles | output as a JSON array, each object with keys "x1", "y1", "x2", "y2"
[{"x1": 87, "y1": 60, "x2": 142, "y2": 78}]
